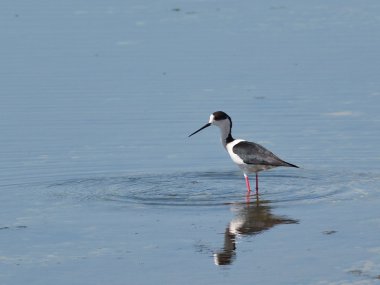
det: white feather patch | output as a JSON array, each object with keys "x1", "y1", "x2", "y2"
[{"x1": 226, "y1": 139, "x2": 246, "y2": 165}]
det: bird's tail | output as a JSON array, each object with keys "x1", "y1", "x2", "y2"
[{"x1": 284, "y1": 161, "x2": 299, "y2": 168}]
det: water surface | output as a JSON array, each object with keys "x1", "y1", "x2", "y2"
[{"x1": 1, "y1": 1, "x2": 380, "y2": 284}]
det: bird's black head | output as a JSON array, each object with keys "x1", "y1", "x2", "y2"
[
  {"x1": 188, "y1": 111, "x2": 233, "y2": 138},
  {"x1": 212, "y1": 111, "x2": 230, "y2": 121}
]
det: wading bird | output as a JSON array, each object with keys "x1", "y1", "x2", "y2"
[{"x1": 189, "y1": 111, "x2": 298, "y2": 195}]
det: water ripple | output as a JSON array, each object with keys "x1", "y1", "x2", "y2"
[{"x1": 44, "y1": 169, "x2": 380, "y2": 207}]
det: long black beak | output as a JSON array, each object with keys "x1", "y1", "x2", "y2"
[{"x1": 188, "y1": 123, "x2": 211, "y2": 137}]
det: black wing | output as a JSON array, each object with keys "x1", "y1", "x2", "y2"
[{"x1": 233, "y1": 141, "x2": 298, "y2": 167}]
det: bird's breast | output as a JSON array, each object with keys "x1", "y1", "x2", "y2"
[{"x1": 226, "y1": 139, "x2": 246, "y2": 165}]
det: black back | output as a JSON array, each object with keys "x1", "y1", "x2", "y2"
[{"x1": 233, "y1": 141, "x2": 298, "y2": 167}]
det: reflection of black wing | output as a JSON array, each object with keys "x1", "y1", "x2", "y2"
[
  {"x1": 235, "y1": 202, "x2": 299, "y2": 236},
  {"x1": 233, "y1": 141, "x2": 298, "y2": 167}
]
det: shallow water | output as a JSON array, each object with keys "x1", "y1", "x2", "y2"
[
  {"x1": 1, "y1": 169, "x2": 380, "y2": 284},
  {"x1": 1, "y1": 1, "x2": 380, "y2": 284}
]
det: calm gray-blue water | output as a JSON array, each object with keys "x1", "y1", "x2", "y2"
[{"x1": 1, "y1": 1, "x2": 380, "y2": 284}]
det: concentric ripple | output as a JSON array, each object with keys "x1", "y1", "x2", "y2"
[
  {"x1": 44, "y1": 169, "x2": 380, "y2": 207},
  {"x1": 47, "y1": 172, "x2": 242, "y2": 206}
]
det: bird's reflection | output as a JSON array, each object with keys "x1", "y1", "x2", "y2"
[{"x1": 214, "y1": 196, "x2": 298, "y2": 266}]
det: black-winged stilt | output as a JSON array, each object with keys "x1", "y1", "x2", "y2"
[{"x1": 189, "y1": 111, "x2": 298, "y2": 195}]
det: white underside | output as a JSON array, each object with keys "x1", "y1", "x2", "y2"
[
  {"x1": 239, "y1": 163, "x2": 275, "y2": 174},
  {"x1": 226, "y1": 139, "x2": 275, "y2": 174}
]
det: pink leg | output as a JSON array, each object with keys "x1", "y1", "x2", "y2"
[
  {"x1": 255, "y1": 173, "x2": 259, "y2": 195},
  {"x1": 244, "y1": 174, "x2": 251, "y2": 192}
]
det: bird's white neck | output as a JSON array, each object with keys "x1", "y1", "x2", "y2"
[{"x1": 217, "y1": 121, "x2": 234, "y2": 149}]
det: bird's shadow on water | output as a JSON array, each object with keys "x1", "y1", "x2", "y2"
[{"x1": 210, "y1": 195, "x2": 299, "y2": 266}]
